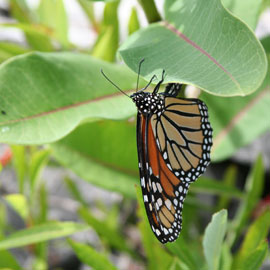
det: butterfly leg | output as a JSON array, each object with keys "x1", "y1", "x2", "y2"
[{"x1": 153, "y1": 70, "x2": 166, "y2": 94}]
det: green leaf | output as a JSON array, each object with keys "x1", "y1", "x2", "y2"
[
  {"x1": 237, "y1": 241, "x2": 268, "y2": 270},
  {"x1": 10, "y1": 145, "x2": 26, "y2": 193},
  {"x1": 119, "y1": 0, "x2": 267, "y2": 96},
  {"x1": 222, "y1": 0, "x2": 264, "y2": 30},
  {"x1": 68, "y1": 239, "x2": 117, "y2": 270},
  {"x1": 77, "y1": 0, "x2": 99, "y2": 31},
  {"x1": 219, "y1": 243, "x2": 232, "y2": 270},
  {"x1": 0, "y1": 204, "x2": 5, "y2": 239},
  {"x1": 29, "y1": 148, "x2": 51, "y2": 194},
  {"x1": 191, "y1": 176, "x2": 242, "y2": 199},
  {"x1": 167, "y1": 238, "x2": 201, "y2": 270},
  {"x1": 128, "y1": 7, "x2": 140, "y2": 35},
  {"x1": 37, "y1": 183, "x2": 48, "y2": 224},
  {"x1": 232, "y1": 210, "x2": 270, "y2": 269},
  {"x1": 37, "y1": 0, "x2": 69, "y2": 47},
  {"x1": 207, "y1": 65, "x2": 270, "y2": 161},
  {"x1": 4, "y1": 194, "x2": 29, "y2": 220},
  {"x1": 78, "y1": 207, "x2": 133, "y2": 255},
  {"x1": 0, "y1": 52, "x2": 141, "y2": 145},
  {"x1": 216, "y1": 165, "x2": 238, "y2": 210},
  {"x1": 52, "y1": 143, "x2": 137, "y2": 198},
  {"x1": 64, "y1": 177, "x2": 88, "y2": 207},
  {"x1": 0, "y1": 250, "x2": 21, "y2": 270},
  {"x1": 202, "y1": 209, "x2": 228, "y2": 270},
  {"x1": 92, "y1": 1, "x2": 119, "y2": 62},
  {"x1": 57, "y1": 120, "x2": 138, "y2": 172},
  {"x1": 0, "y1": 222, "x2": 89, "y2": 250},
  {"x1": 92, "y1": 26, "x2": 116, "y2": 61},
  {"x1": 228, "y1": 155, "x2": 264, "y2": 245},
  {"x1": 10, "y1": 0, "x2": 33, "y2": 24}
]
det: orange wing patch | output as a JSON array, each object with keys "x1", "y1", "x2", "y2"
[{"x1": 143, "y1": 117, "x2": 190, "y2": 243}]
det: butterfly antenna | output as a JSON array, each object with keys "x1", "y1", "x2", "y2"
[
  {"x1": 101, "y1": 69, "x2": 130, "y2": 98},
  {"x1": 136, "y1": 58, "x2": 145, "y2": 92}
]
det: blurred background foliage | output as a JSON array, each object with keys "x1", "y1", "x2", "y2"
[{"x1": 0, "y1": 0, "x2": 269, "y2": 270}]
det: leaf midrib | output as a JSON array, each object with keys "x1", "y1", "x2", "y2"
[{"x1": 0, "y1": 90, "x2": 134, "y2": 127}]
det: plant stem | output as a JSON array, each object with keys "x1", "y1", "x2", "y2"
[{"x1": 138, "y1": 0, "x2": 161, "y2": 23}]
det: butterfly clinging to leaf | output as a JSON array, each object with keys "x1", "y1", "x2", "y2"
[{"x1": 101, "y1": 60, "x2": 212, "y2": 243}]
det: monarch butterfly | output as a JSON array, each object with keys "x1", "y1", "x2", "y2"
[{"x1": 101, "y1": 60, "x2": 212, "y2": 243}]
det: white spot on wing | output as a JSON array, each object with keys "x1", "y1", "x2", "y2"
[
  {"x1": 157, "y1": 198, "x2": 162, "y2": 206},
  {"x1": 156, "y1": 183, "x2": 162, "y2": 193},
  {"x1": 165, "y1": 199, "x2": 172, "y2": 209},
  {"x1": 163, "y1": 152, "x2": 167, "y2": 160},
  {"x1": 141, "y1": 177, "x2": 145, "y2": 188},
  {"x1": 152, "y1": 182, "x2": 157, "y2": 192}
]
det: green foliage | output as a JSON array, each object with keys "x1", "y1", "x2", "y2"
[
  {"x1": 128, "y1": 7, "x2": 140, "y2": 35},
  {"x1": 0, "y1": 222, "x2": 89, "y2": 250},
  {"x1": 0, "y1": 0, "x2": 269, "y2": 269},
  {"x1": 68, "y1": 239, "x2": 117, "y2": 270},
  {"x1": 0, "y1": 53, "x2": 140, "y2": 144},
  {"x1": 203, "y1": 210, "x2": 228, "y2": 270},
  {"x1": 0, "y1": 250, "x2": 20, "y2": 270}
]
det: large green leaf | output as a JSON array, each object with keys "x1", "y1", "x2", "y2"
[
  {"x1": 0, "y1": 52, "x2": 141, "y2": 145},
  {"x1": 203, "y1": 210, "x2": 228, "y2": 270},
  {"x1": 119, "y1": 0, "x2": 267, "y2": 96},
  {"x1": 0, "y1": 222, "x2": 89, "y2": 250},
  {"x1": 56, "y1": 120, "x2": 138, "y2": 172}
]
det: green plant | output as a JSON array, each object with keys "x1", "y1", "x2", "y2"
[{"x1": 0, "y1": 0, "x2": 269, "y2": 269}]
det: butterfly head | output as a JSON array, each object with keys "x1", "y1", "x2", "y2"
[{"x1": 130, "y1": 91, "x2": 165, "y2": 115}]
